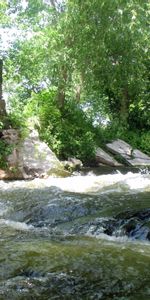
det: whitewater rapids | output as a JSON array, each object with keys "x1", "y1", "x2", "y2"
[{"x1": 0, "y1": 171, "x2": 150, "y2": 194}]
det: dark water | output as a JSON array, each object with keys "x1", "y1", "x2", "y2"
[{"x1": 0, "y1": 170, "x2": 150, "y2": 299}]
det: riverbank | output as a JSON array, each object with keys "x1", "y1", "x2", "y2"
[{"x1": 0, "y1": 125, "x2": 150, "y2": 180}]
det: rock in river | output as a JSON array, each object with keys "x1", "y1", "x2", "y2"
[
  {"x1": 0, "y1": 128, "x2": 67, "y2": 179},
  {"x1": 95, "y1": 147, "x2": 121, "y2": 166},
  {"x1": 106, "y1": 139, "x2": 150, "y2": 166}
]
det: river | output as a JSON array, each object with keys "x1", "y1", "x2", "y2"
[{"x1": 0, "y1": 167, "x2": 150, "y2": 299}]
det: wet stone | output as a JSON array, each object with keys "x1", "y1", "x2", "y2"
[
  {"x1": 146, "y1": 231, "x2": 150, "y2": 240},
  {"x1": 69, "y1": 209, "x2": 150, "y2": 241}
]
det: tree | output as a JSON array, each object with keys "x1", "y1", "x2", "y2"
[
  {"x1": 4, "y1": 0, "x2": 77, "y2": 111},
  {"x1": 0, "y1": 59, "x2": 3, "y2": 101},
  {"x1": 0, "y1": 1, "x2": 10, "y2": 115},
  {"x1": 66, "y1": 0, "x2": 150, "y2": 127}
]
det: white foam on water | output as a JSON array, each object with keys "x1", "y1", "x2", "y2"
[
  {"x1": 0, "y1": 172, "x2": 150, "y2": 194},
  {"x1": 0, "y1": 219, "x2": 34, "y2": 231},
  {"x1": 86, "y1": 232, "x2": 150, "y2": 249},
  {"x1": 123, "y1": 175, "x2": 150, "y2": 190},
  {"x1": 88, "y1": 232, "x2": 129, "y2": 243},
  {"x1": 42, "y1": 172, "x2": 150, "y2": 194}
]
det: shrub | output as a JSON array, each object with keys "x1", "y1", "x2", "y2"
[
  {"x1": 23, "y1": 89, "x2": 97, "y2": 163},
  {"x1": 0, "y1": 140, "x2": 13, "y2": 169}
]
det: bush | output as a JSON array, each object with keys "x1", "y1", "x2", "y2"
[
  {"x1": 140, "y1": 131, "x2": 150, "y2": 155},
  {"x1": 0, "y1": 140, "x2": 13, "y2": 169},
  {"x1": 23, "y1": 89, "x2": 97, "y2": 163}
]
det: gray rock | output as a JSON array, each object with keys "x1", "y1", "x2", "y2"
[
  {"x1": 106, "y1": 139, "x2": 150, "y2": 166},
  {"x1": 2, "y1": 129, "x2": 20, "y2": 144},
  {"x1": 106, "y1": 139, "x2": 132, "y2": 159},
  {"x1": 62, "y1": 157, "x2": 83, "y2": 172},
  {"x1": 20, "y1": 133, "x2": 65, "y2": 177},
  {"x1": 68, "y1": 157, "x2": 83, "y2": 169},
  {"x1": 3, "y1": 129, "x2": 66, "y2": 179},
  {"x1": 95, "y1": 147, "x2": 121, "y2": 166},
  {"x1": 128, "y1": 149, "x2": 150, "y2": 166}
]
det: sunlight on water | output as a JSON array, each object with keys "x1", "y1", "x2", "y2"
[{"x1": 0, "y1": 171, "x2": 149, "y2": 194}]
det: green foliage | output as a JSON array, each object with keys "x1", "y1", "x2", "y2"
[
  {"x1": 129, "y1": 95, "x2": 150, "y2": 130},
  {"x1": 24, "y1": 90, "x2": 97, "y2": 162},
  {"x1": 1, "y1": 0, "x2": 150, "y2": 165},
  {"x1": 0, "y1": 114, "x2": 23, "y2": 170},
  {"x1": 0, "y1": 1, "x2": 9, "y2": 26},
  {"x1": 0, "y1": 113, "x2": 26, "y2": 131},
  {"x1": 0, "y1": 140, "x2": 13, "y2": 169},
  {"x1": 5, "y1": 0, "x2": 149, "y2": 128},
  {"x1": 137, "y1": 132, "x2": 150, "y2": 155},
  {"x1": 0, "y1": 121, "x2": 4, "y2": 130},
  {"x1": 8, "y1": 113, "x2": 26, "y2": 130},
  {"x1": 58, "y1": 102, "x2": 96, "y2": 162},
  {"x1": 67, "y1": 0, "x2": 150, "y2": 126}
]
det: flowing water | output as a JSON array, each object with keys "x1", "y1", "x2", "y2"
[{"x1": 0, "y1": 168, "x2": 150, "y2": 299}]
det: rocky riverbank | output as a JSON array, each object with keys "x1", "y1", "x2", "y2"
[
  {"x1": 0, "y1": 128, "x2": 150, "y2": 180},
  {"x1": 96, "y1": 139, "x2": 150, "y2": 167}
]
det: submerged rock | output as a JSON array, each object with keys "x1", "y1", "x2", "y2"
[
  {"x1": 108, "y1": 209, "x2": 150, "y2": 241},
  {"x1": 70, "y1": 209, "x2": 150, "y2": 241},
  {"x1": 114, "y1": 209, "x2": 150, "y2": 240}
]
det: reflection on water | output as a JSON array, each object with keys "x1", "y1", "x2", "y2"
[{"x1": 0, "y1": 170, "x2": 150, "y2": 299}]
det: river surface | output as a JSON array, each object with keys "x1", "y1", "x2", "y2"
[{"x1": 0, "y1": 168, "x2": 150, "y2": 299}]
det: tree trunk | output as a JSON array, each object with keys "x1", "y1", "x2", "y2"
[
  {"x1": 58, "y1": 88, "x2": 65, "y2": 108},
  {"x1": 75, "y1": 75, "x2": 83, "y2": 102},
  {"x1": 50, "y1": 0, "x2": 57, "y2": 9},
  {"x1": 57, "y1": 66, "x2": 67, "y2": 109},
  {"x1": 0, "y1": 59, "x2": 6, "y2": 115},
  {"x1": 0, "y1": 59, "x2": 3, "y2": 101},
  {"x1": 120, "y1": 88, "x2": 129, "y2": 123}
]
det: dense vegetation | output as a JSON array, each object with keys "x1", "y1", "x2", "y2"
[{"x1": 0, "y1": 0, "x2": 150, "y2": 165}]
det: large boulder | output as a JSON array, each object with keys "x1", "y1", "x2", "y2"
[
  {"x1": 128, "y1": 149, "x2": 150, "y2": 166},
  {"x1": 106, "y1": 139, "x2": 132, "y2": 158},
  {"x1": 95, "y1": 147, "x2": 121, "y2": 166},
  {"x1": 20, "y1": 129, "x2": 66, "y2": 178},
  {"x1": 0, "y1": 128, "x2": 67, "y2": 179},
  {"x1": 106, "y1": 139, "x2": 150, "y2": 166}
]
